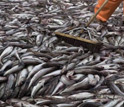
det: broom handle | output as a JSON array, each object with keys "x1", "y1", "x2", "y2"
[{"x1": 86, "y1": 0, "x2": 109, "y2": 27}]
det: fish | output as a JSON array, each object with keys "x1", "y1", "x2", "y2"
[
  {"x1": 36, "y1": 99, "x2": 52, "y2": 106},
  {"x1": 43, "y1": 69, "x2": 61, "y2": 77},
  {"x1": 108, "y1": 81, "x2": 124, "y2": 96},
  {"x1": 4, "y1": 74, "x2": 16, "y2": 100},
  {"x1": 115, "y1": 100, "x2": 124, "y2": 107},
  {"x1": 27, "y1": 65, "x2": 34, "y2": 73},
  {"x1": 0, "y1": 0, "x2": 123, "y2": 106},
  {"x1": 68, "y1": 92, "x2": 94, "y2": 100},
  {"x1": 27, "y1": 63, "x2": 45, "y2": 80},
  {"x1": 78, "y1": 102, "x2": 103, "y2": 107},
  {"x1": 60, "y1": 75, "x2": 75, "y2": 86},
  {"x1": 31, "y1": 76, "x2": 51, "y2": 98},
  {"x1": 0, "y1": 83, "x2": 6, "y2": 99},
  {"x1": 28, "y1": 67, "x2": 55, "y2": 89},
  {"x1": 72, "y1": 74, "x2": 85, "y2": 82},
  {"x1": 0, "y1": 60, "x2": 13, "y2": 75},
  {"x1": 36, "y1": 34, "x2": 44, "y2": 46},
  {"x1": 98, "y1": 88, "x2": 111, "y2": 95},
  {"x1": 55, "y1": 103, "x2": 77, "y2": 107},
  {"x1": 101, "y1": 99, "x2": 120, "y2": 107},
  {"x1": 91, "y1": 76, "x2": 105, "y2": 90},
  {"x1": 4, "y1": 64, "x2": 24, "y2": 76},
  {"x1": 52, "y1": 80, "x2": 64, "y2": 95},
  {"x1": 88, "y1": 74, "x2": 96, "y2": 86},
  {"x1": 0, "y1": 46, "x2": 13, "y2": 64},
  {"x1": 0, "y1": 76, "x2": 7, "y2": 83},
  {"x1": 61, "y1": 77, "x2": 89, "y2": 94},
  {"x1": 16, "y1": 68, "x2": 28, "y2": 86},
  {"x1": 6, "y1": 98, "x2": 40, "y2": 107}
]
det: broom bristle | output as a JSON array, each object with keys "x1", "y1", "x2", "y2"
[{"x1": 54, "y1": 32, "x2": 102, "y2": 52}]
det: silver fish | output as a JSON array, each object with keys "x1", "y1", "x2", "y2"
[
  {"x1": 61, "y1": 77, "x2": 89, "y2": 94},
  {"x1": 7, "y1": 98, "x2": 39, "y2": 107},
  {"x1": 68, "y1": 92, "x2": 94, "y2": 100},
  {"x1": 0, "y1": 46, "x2": 13, "y2": 64},
  {"x1": 4, "y1": 64, "x2": 24, "y2": 76},
  {"x1": 28, "y1": 67, "x2": 55, "y2": 89},
  {"x1": 0, "y1": 76, "x2": 7, "y2": 83},
  {"x1": 27, "y1": 63, "x2": 45, "y2": 79},
  {"x1": 31, "y1": 77, "x2": 50, "y2": 98},
  {"x1": 0, "y1": 60, "x2": 12, "y2": 74},
  {"x1": 115, "y1": 100, "x2": 124, "y2": 107},
  {"x1": 16, "y1": 68, "x2": 28, "y2": 86},
  {"x1": 101, "y1": 99, "x2": 120, "y2": 107}
]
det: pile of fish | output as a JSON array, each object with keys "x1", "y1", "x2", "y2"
[{"x1": 0, "y1": 0, "x2": 124, "y2": 106}]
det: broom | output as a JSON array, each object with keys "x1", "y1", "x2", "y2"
[{"x1": 54, "y1": 0, "x2": 109, "y2": 52}]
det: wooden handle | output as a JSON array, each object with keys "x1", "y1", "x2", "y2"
[
  {"x1": 55, "y1": 32, "x2": 99, "y2": 44},
  {"x1": 86, "y1": 0, "x2": 109, "y2": 27}
]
